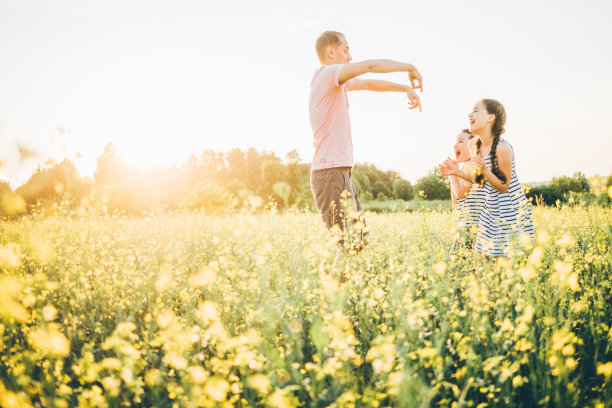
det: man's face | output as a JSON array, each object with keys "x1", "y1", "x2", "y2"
[{"x1": 330, "y1": 36, "x2": 352, "y2": 64}]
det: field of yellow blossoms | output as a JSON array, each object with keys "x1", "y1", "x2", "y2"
[{"x1": 1, "y1": 204, "x2": 611, "y2": 407}]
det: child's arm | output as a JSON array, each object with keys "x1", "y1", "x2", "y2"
[
  {"x1": 449, "y1": 174, "x2": 472, "y2": 200},
  {"x1": 338, "y1": 60, "x2": 423, "y2": 90},
  {"x1": 450, "y1": 177, "x2": 458, "y2": 205},
  {"x1": 472, "y1": 142, "x2": 513, "y2": 193},
  {"x1": 440, "y1": 158, "x2": 474, "y2": 183}
]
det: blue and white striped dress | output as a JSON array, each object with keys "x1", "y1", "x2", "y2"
[
  {"x1": 475, "y1": 140, "x2": 534, "y2": 256},
  {"x1": 457, "y1": 183, "x2": 486, "y2": 229}
]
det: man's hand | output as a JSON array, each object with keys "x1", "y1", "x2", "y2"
[
  {"x1": 409, "y1": 67, "x2": 423, "y2": 92},
  {"x1": 407, "y1": 87, "x2": 422, "y2": 111}
]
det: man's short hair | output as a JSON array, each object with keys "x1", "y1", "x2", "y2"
[{"x1": 315, "y1": 31, "x2": 344, "y2": 63}]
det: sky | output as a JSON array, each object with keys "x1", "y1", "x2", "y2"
[{"x1": 1, "y1": 0, "x2": 611, "y2": 188}]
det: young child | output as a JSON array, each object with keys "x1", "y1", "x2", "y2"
[
  {"x1": 309, "y1": 31, "x2": 423, "y2": 280},
  {"x1": 440, "y1": 129, "x2": 486, "y2": 254},
  {"x1": 443, "y1": 99, "x2": 534, "y2": 257}
]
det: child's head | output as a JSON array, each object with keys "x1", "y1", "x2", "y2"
[
  {"x1": 469, "y1": 99, "x2": 506, "y2": 137},
  {"x1": 315, "y1": 31, "x2": 351, "y2": 65},
  {"x1": 470, "y1": 98, "x2": 508, "y2": 184},
  {"x1": 454, "y1": 129, "x2": 473, "y2": 162}
]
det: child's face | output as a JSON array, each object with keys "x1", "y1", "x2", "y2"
[
  {"x1": 329, "y1": 35, "x2": 352, "y2": 64},
  {"x1": 468, "y1": 101, "x2": 493, "y2": 133},
  {"x1": 454, "y1": 133, "x2": 472, "y2": 162}
]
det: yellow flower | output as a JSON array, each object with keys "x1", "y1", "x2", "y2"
[
  {"x1": 102, "y1": 376, "x2": 121, "y2": 397},
  {"x1": 597, "y1": 362, "x2": 612, "y2": 379},
  {"x1": 0, "y1": 243, "x2": 22, "y2": 268},
  {"x1": 512, "y1": 376, "x2": 524, "y2": 387},
  {"x1": 561, "y1": 344, "x2": 575, "y2": 356},
  {"x1": 567, "y1": 273, "x2": 579, "y2": 292},
  {"x1": 247, "y1": 374, "x2": 271, "y2": 394},
  {"x1": 557, "y1": 234, "x2": 575, "y2": 248},
  {"x1": 267, "y1": 388, "x2": 299, "y2": 408},
  {"x1": 0, "y1": 277, "x2": 28, "y2": 322},
  {"x1": 528, "y1": 247, "x2": 543, "y2": 266},
  {"x1": 190, "y1": 266, "x2": 217, "y2": 287},
  {"x1": 188, "y1": 366, "x2": 208, "y2": 383},
  {"x1": 433, "y1": 262, "x2": 446, "y2": 275},
  {"x1": 515, "y1": 338, "x2": 532, "y2": 351},
  {"x1": 29, "y1": 328, "x2": 70, "y2": 357},
  {"x1": 205, "y1": 377, "x2": 229, "y2": 402},
  {"x1": 42, "y1": 304, "x2": 58, "y2": 321}
]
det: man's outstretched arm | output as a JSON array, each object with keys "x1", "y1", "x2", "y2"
[
  {"x1": 350, "y1": 79, "x2": 422, "y2": 111},
  {"x1": 350, "y1": 79, "x2": 407, "y2": 92},
  {"x1": 338, "y1": 59, "x2": 423, "y2": 91}
]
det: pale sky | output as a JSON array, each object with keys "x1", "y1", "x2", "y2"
[{"x1": 1, "y1": 0, "x2": 611, "y2": 188}]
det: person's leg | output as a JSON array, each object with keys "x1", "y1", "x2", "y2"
[
  {"x1": 331, "y1": 247, "x2": 347, "y2": 282},
  {"x1": 311, "y1": 169, "x2": 346, "y2": 236},
  {"x1": 345, "y1": 170, "x2": 368, "y2": 254},
  {"x1": 311, "y1": 168, "x2": 349, "y2": 280}
]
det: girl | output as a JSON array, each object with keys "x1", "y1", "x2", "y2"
[
  {"x1": 443, "y1": 99, "x2": 534, "y2": 257},
  {"x1": 440, "y1": 130, "x2": 486, "y2": 254}
]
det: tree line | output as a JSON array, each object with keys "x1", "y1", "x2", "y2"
[
  {"x1": 1, "y1": 143, "x2": 608, "y2": 216},
  {"x1": 0, "y1": 143, "x2": 451, "y2": 216}
]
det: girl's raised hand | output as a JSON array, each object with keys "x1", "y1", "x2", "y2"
[
  {"x1": 439, "y1": 157, "x2": 459, "y2": 176},
  {"x1": 471, "y1": 155, "x2": 485, "y2": 172}
]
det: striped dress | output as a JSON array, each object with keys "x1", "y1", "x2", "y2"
[
  {"x1": 457, "y1": 182, "x2": 486, "y2": 229},
  {"x1": 451, "y1": 174, "x2": 486, "y2": 255},
  {"x1": 475, "y1": 140, "x2": 534, "y2": 256}
]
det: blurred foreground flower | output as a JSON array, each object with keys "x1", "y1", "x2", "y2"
[{"x1": 28, "y1": 326, "x2": 70, "y2": 357}]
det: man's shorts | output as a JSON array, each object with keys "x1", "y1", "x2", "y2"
[{"x1": 310, "y1": 167, "x2": 363, "y2": 234}]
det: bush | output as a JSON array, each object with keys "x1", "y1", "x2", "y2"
[
  {"x1": 0, "y1": 181, "x2": 26, "y2": 217},
  {"x1": 180, "y1": 183, "x2": 237, "y2": 214},
  {"x1": 525, "y1": 185, "x2": 564, "y2": 206},
  {"x1": 415, "y1": 169, "x2": 450, "y2": 200},
  {"x1": 376, "y1": 192, "x2": 388, "y2": 202},
  {"x1": 360, "y1": 191, "x2": 374, "y2": 202},
  {"x1": 550, "y1": 172, "x2": 590, "y2": 194},
  {"x1": 392, "y1": 178, "x2": 414, "y2": 201}
]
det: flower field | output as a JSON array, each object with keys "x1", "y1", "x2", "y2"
[{"x1": 1, "y1": 205, "x2": 611, "y2": 407}]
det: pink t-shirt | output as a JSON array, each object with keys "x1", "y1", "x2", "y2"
[{"x1": 309, "y1": 64, "x2": 354, "y2": 171}]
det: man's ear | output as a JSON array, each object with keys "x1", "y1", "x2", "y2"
[{"x1": 325, "y1": 45, "x2": 335, "y2": 61}]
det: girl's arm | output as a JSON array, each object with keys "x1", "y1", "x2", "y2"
[
  {"x1": 449, "y1": 176, "x2": 458, "y2": 204},
  {"x1": 472, "y1": 142, "x2": 513, "y2": 193},
  {"x1": 449, "y1": 174, "x2": 472, "y2": 200},
  {"x1": 440, "y1": 159, "x2": 474, "y2": 183}
]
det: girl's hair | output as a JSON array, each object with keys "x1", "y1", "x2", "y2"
[{"x1": 475, "y1": 99, "x2": 507, "y2": 185}]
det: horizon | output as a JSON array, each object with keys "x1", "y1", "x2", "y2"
[{"x1": 1, "y1": 0, "x2": 611, "y2": 188}]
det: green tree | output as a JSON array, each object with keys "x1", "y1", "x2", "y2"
[
  {"x1": 94, "y1": 142, "x2": 130, "y2": 186},
  {"x1": 392, "y1": 178, "x2": 414, "y2": 201},
  {"x1": 415, "y1": 168, "x2": 451, "y2": 200},
  {"x1": 179, "y1": 183, "x2": 236, "y2": 214},
  {"x1": 0, "y1": 181, "x2": 25, "y2": 217},
  {"x1": 550, "y1": 172, "x2": 590, "y2": 195},
  {"x1": 17, "y1": 159, "x2": 89, "y2": 207}
]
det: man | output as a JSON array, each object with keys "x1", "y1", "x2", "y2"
[{"x1": 308, "y1": 30, "x2": 423, "y2": 281}]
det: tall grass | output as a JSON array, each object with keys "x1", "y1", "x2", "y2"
[{"x1": 0, "y1": 205, "x2": 611, "y2": 407}]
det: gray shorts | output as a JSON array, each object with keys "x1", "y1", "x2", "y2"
[{"x1": 310, "y1": 167, "x2": 363, "y2": 233}]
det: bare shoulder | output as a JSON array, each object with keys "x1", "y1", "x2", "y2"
[
  {"x1": 496, "y1": 140, "x2": 514, "y2": 160},
  {"x1": 497, "y1": 140, "x2": 513, "y2": 153}
]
